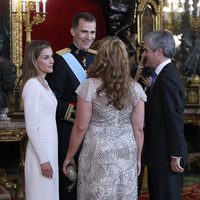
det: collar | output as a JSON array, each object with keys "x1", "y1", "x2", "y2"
[
  {"x1": 70, "y1": 43, "x2": 88, "y2": 57},
  {"x1": 155, "y1": 58, "x2": 171, "y2": 76}
]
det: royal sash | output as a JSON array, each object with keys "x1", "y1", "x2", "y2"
[{"x1": 61, "y1": 53, "x2": 86, "y2": 83}]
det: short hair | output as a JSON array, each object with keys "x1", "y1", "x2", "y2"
[
  {"x1": 144, "y1": 30, "x2": 175, "y2": 58},
  {"x1": 72, "y1": 12, "x2": 96, "y2": 28}
]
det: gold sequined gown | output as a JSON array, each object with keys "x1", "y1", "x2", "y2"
[{"x1": 75, "y1": 78, "x2": 146, "y2": 200}]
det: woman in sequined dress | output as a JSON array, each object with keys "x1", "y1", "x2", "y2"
[{"x1": 63, "y1": 36, "x2": 146, "y2": 199}]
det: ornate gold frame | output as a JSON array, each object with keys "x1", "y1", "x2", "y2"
[
  {"x1": 136, "y1": 0, "x2": 163, "y2": 46},
  {"x1": 10, "y1": 1, "x2": 23, "y2": 82}
]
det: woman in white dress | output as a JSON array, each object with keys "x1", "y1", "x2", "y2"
[
  {"x1": 63, "y1": 36, "x2": 146, "y2": 199},
  {"x1": 21, "y1": 40, "x2": 59, "y2": 200}
]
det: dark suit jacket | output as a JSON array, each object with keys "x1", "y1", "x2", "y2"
[
  {"x1": 144, "y1": 62, "x2": 187, "y2": 168},
  {"x1": 46, "y1": 43, "x2": 96, "y2": 155}
]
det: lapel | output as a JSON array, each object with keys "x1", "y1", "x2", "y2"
[{"x1": 146, "y1": 62, "x2": 171, "y2": 109}]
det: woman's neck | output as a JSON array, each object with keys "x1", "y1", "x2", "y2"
[{"x1": 37, "y1": 75, "x2": 49, "y2": 89}]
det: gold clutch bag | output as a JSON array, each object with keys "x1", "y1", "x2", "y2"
[{"x1": 66, "y1": 165, "x2": 77, "y2": 182}]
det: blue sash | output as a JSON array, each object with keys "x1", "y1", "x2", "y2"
[{"x1": 61, "y1": 53, "x2": 87, "y2": 83}]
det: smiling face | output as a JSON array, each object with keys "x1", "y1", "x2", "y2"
[
  {"x1": 70, "y1": 18, "x2": 96, "y2": 51},
  {"x1": 36, "y1": 47, "x2": 54, "y2": 77}
]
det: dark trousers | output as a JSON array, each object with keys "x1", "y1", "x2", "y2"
[
  {"x1": 138, "y1": 160, "x2": 146, "y2": 198},
  {"x1": 59, "y1": 153, "x2": 77, "y2": 200},
  {"x1": 148, "y1": 167, "x2": 184, "y2": 200}
]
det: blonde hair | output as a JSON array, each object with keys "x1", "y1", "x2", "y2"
[
  {"x1": 87, "y1": 36, "x2": 132, "y2": 110},
  {"x1": 21, "y1": 40, "x2": 50, "y2": 89}
]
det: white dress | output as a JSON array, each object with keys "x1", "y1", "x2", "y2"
[
  {"x1": 22, "y1": 78, "x2": 59, "y2": 200},
  {"x1": 76, "y1": 78, "x2": 146, "y2": 200}
]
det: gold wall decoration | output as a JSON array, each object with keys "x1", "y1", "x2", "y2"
[
  {"x1": 12, "y1": 0, "x2": 47, "y2": 44},
  {"x1": 185, "y1": 75, "x2": 200, "y2": 107},
  {"x1": 136, "y1": 0, "x2": 163, "y2": 46},
  {"x1": 10, "y1": 0, "x2": 47, "y2": 84},
  {"x1": 163, "y1": 0, "x2": 200, "y2": 32},
  {"x1": 10, "y1": 1, "x2": 23, "y2": 83}
]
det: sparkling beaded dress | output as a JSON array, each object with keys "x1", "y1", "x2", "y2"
[{"x1": 76, "y1": 78, "x2": 146, "y2": 200}]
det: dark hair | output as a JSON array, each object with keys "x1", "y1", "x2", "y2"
[{"x1": 72, "y1": 12, "x2": 96, "y2": 28}]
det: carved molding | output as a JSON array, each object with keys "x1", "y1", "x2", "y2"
[
  {"x1": 0, "y1": 120, "x2": 25, "y2": 141},
  {"x1": 137, "y1": 0, "x2": 161, "y2": 14},
  {"x1": 136, "y1": 0, "x2": 163, "y2": 45},
  {"x1": 0, "y1": 129, "x2": 25, "y2": 142}
]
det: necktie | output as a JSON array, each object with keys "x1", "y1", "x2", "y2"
[
  {"x1": 151, "y1": 71, "x2": 157, "y2": 85},
  {"x1": 146, "y1": 72, "x2": 157, "y2": 96}
]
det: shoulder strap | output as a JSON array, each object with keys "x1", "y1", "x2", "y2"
[
  {"x1": 88, "y1": 48, "x2": 97, "y2": 54},
  {"x1": 56, "y1": 48, "x2": 71, "y2": 55},
  {"x1": 61, "y1": 53, "x2": 87, "y2": 83}
]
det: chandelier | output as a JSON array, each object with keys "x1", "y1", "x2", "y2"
[
  {"x1": 11, "y1": 0, "x2": 47, "y2": 43},
  {"x1": 163, "y1": 0, "x2": 200, "y2": 31}
]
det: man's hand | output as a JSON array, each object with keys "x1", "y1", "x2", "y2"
[{"x1": 170, "y1": 157, "x2": 184, "y2": 173}]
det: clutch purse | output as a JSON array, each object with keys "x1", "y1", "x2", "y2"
[{"x1": 66, "y1": 165, "x2": 77, "y2": 182}]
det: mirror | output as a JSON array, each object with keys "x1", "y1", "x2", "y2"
[
  {"x1": 136, "y1": 0, "x2": 162, "y2": 46},
  {"x1": 142, "y1": 5, "x2": 153, "y2": 41}
]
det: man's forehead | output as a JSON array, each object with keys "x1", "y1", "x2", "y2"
[
  {"x1": 78, "y1": 21, "x2": 96, "y2": 31},
  {"x1": 78, "y1": 18, "x2": 96, "y2": 25}
]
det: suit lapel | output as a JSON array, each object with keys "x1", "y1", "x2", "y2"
[{"x1": 145, "y1": 63, "x2": 171, "y2": 109}]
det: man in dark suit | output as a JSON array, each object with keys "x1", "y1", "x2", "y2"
[
  {"x1": 46, "y1": 12, "x2": 97, "y2": 200},
  {"x1": 142, "y1": 30, "x2": 188, "y2": 200}
]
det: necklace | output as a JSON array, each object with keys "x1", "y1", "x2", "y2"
[{"x1": 37, "y1": 76, "x2": 49, "y2": 90}]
